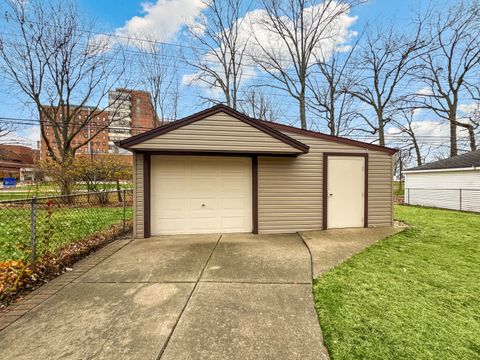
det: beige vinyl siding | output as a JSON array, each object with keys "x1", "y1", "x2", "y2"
[
  {"x1": 368, "y1": 153, "x2": 394, "y2": 227},
  {"x1": 258, "y1": 131, "x2": 393, "y2": 233},
  {"x1": 134, "y1": 153, "x2": 144, "y2": 238},
  {"x1": 130, "y1": 112, "x2": 302, "y2": 153}
]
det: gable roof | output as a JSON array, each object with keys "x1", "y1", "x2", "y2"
[
  {"x1": 406, "y1": 150, "x2": 480, "y2": 172},
  {"x1": 117, "y1": 104, "x2": 396, "y2": 155},
  {"x1": 261, "y1": 121, "x2": 397, "y2": 155},
  {"x1": 117, "y1": 105, "x2": 309, "y2": 153}
]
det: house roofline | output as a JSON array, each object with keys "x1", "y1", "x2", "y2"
[
  {"x1": 404, "y1": 166, "x2": 478, "y2": 174},
  {"x1": 117, "y1": 104, "x2": 397, "y2": 155},
  {"x1": 262, "y1": 121, "x2": 397, "y2": 155},
  {"x1": 116, "y1": 104, "x2": 310, "y2": 153}
]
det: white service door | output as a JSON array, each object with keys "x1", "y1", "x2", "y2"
[
  {"x1": 327, "y1": 156, "x2": 365, "y2": 229},
  {"x1": 150, "y1": 156, "x2": 252, "y2": 235}
]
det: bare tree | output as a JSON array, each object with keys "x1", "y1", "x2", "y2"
[
  {"x1": 346, "y1": 22, "x2": 426, "y2": 146},
  {"x1": 390, "y1": 109, "x2": 424, "y2": 166},
  {"x1": 0, "y1": 122, "x2": 15, "y2": 144},
  {"x1": 138, "y1": 38, "x2": 180, "y2": 125},
  {"x1": 184, "y1": 0, "x2": 248, "y2": 109},
  {"x1": 413, "y1": 1, "x2": 480, "y2": 156},
  {"x1": 308, "y1": 40, "x2": 359, "y2": 136},
  {"x1": 0, "y1": 0, "x2": 128, "y2": 194},
  {"x1": 458, "y1": 103, "x2": 480, "y2": 151},
  {"x1": 240, "y1": 88, "x2": 281, "y2": 121},
  {"x1": 251, "y1": 0, "x2": 363, "y2": 129}
]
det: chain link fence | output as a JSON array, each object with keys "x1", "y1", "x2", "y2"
[
  {"x1": 0, "y1": 190, "x2": 133, "y2": 269},
  {"x1": 405, "y1": 188, "x2": 480, "y2": 212}
]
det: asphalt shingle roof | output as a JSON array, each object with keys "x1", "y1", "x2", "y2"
[{"x1": 406, "y1": 150, "x2": 480, "y2": 171}]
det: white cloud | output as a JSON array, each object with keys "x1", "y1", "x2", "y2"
[
  {"x1": 3, "y1": 126, "x2": 40, "y2": 148},
  {"x1": 459, "y1": 102, "x2": 480, "y2": 116},
  {"x1": 416, "y1": 86, "x2": 432, "y2": 96},
  {"x1": 245, "y1": 3, "x2": 358, "y2": 66},
  {"x1": 115, "y1": 0, "x2": 207, "y2": 44},
  {"x1": 184, "y1": 2, "x2": 357, "y2": 91},
  {"x1": 409, "y1": 120, "x2": 449, "y2": 138},
  {"x1": 387, "y1": 119, "x2": 470, "y2": 146}
]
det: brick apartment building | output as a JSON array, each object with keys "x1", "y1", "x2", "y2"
[
  {"x1": 40, "y1": 89, "x2": 157, "y2": 161},
  {"x1": 0, "y1": 144, "x2": 39, "y2": 179}
]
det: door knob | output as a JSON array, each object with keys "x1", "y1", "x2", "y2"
[
  {"x1": 329, "y1": 193, "x2": 333, "y2": 196},
  {"x1": 202, "y1": 204, "x2": 206, "y2": 207}
]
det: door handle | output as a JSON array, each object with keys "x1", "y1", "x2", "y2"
[
  {"x1": 329, "y1": 193, "x2": 333, "y2": 197},
  {"x1": 201, "y1": 204, "x2": 206, "y2": 207}
]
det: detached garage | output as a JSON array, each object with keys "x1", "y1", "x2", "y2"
[{"x1": 117, "y1": 105, "x2": 396, "y2": 237}]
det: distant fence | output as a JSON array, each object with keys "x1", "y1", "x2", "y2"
[
  {"x1": 0, "y1": 190, "x2": 133, "y2": 269},
  {"x1": 405, "y1": 188, "x2": 480, "y2": 213}
]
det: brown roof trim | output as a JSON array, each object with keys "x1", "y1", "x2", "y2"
[
  {"x1": 133, "y1": 149, "x2": 301, "y2": 157},
  {"x1": 262, "y1": 121, "x2": 397, "y2": 155},
  {"x1": 117, "y1": 104, "x2": 309, "y2": 153}
]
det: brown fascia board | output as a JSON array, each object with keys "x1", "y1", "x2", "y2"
[
  {"x1": 116, "y1": 104, "x2": 310, "y2": 153},
  {"x1": 263, "y1": 121, "x2": 397, "y2": 155}
]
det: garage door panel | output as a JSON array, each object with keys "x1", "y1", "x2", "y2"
[
  {"x1": 190, "y1": 217, "x2": 220, "y2": 232},
  {"x1": 221, "y1": 217, "x2": 249, "y2": 232},
  {"x1": 221, "y1": 198, "x2": 248, "y2": 210},
  {"x1": 151, "y1": 156, "x2": 252, "y2": 235},
  {"x1": 190, "y1": 181, "x2": 217, "y2": 194},
  {"x1": 190, "y1": 207, "x2": 218, "y2": 217},
  {"x1": 154, "y1": 161, "x2": 188, "y2": 173},
  {"x1": 154, "y1": 219, "x2": 187, "y2": 233},
  {"x1": 152, "y1": 198, "x2": 187, "y2": 211},
  {"x1": 153, "y1": 179, "x2": 188, "y2": 193}
]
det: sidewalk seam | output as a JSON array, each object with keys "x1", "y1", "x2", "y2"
[{"x1": 156, "y1": 234, "x2": 222, "y2": 360}]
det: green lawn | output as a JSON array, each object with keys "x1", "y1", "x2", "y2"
[
  {"x1": 313, "y1": 205, "x2": 480, "y2": 360},
  {"x1": 0, "y1": 192, "x2": 54, "y2": 201},
  {"x1": 393, "y1": 181, "x2": 404, "y2": 196},
  {"x1": 0, "y1": 206, "x2": 132, "y2": 261},
  {"x1": 0, "y1": 182, "x2": 132, "y2": 201}
]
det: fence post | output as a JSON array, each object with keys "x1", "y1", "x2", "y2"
[
  {"x1": 30, "y1": 197, "x2": 37, "y2": 272},
  {"x1": 122, "y1": 189, "x2": 126, "y2": 233},
  {"x1": 459, "y1": 189, "x2": 462, "y2": 211}
]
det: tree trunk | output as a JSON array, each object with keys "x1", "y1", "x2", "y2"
[
  {"x1": 299, "y1": 94, "x2": 307, "y2": 129},
  {"x1": 466, "y1": 125, "x2": 477, "y2": 151},
  {"x1": 117, "y1": 179, "x2": 122, "y2": 202},
  {"x1": 378, "y1": 113, "x2": 385, "y2": 147},
  {"x1": 413, "y1": 139, "x2": 422, "y2": 166},
  {"x1": 450, "y1": 119, "x2": 458, "y2": 157},
  {"x1": 329, "y1": 103, "x2": 335, "y2": 135}
]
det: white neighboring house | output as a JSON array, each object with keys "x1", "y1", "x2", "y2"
[{"x1": 404, "y1": 150, "x2": 480, "y2": 212}]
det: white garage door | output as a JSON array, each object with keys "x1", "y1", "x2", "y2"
[{"x1": 150, "y1": 156, "x2": 252, "y2": 235}]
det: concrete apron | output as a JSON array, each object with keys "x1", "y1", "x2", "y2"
[{"x1": 0, "y1": 233, "x2": 328, "y2": 360}]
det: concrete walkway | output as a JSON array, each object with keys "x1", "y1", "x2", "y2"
[
  {"x1": 0, "y1": 233, "x2": 329, "y2": 360},
  {"x1": 300, "y1": 227, "x2": 403, "y2": 278}
]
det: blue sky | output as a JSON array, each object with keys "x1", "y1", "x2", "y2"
[
  {"x1": 78, "y1": 0, "x2": 443, "y2": 32},
  {"x1": 0, "y1": 0, "x2": 465, "y2": 152}
]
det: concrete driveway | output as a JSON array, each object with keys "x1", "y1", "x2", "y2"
[{"x1": 0, "y1": 233, "x2": 328, "y2": 360}]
